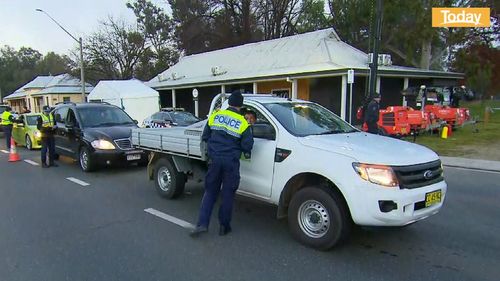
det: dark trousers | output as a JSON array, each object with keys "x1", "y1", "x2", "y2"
[
  {"x1": 41, "y1": 136, "x2": 55, "y2": 165},
  {"x1": 197, "y1": 157, "x2": 240, "y2": 228},
  {"x1": 367, "y1": 122, "x2": 379, "y2": 134},
  {"x1": 3, "y1": 125, "x2": 12, "y2": 149}
]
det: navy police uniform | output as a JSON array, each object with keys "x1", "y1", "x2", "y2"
[{"x1": 191, "y1": 92, "x2": 253, "y2": 236}]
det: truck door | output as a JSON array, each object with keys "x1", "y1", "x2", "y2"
[{"x1": 238, "y1": 106, "x2": 277, "y2": 199}]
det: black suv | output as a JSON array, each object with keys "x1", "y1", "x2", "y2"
[{"x1": 53, "y1": 102, "x2": 146, "y2": 172}]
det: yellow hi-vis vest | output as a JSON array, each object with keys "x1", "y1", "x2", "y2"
[
  {"x1": 41, "y1": 113, "x2": 54, "y2": 128},
  {"x1": 1, "y1": 111, "x2": 12, "y2": 125},
  {"x1": 208, "y1": 109, "x2": 249, "y2": 138}
]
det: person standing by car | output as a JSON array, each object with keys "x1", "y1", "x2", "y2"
[
  {"x1": 37, "y1": 106, "x2": 58, "y2": 168},
  {"x1": 365, "y1": 93, "x2": 381, "y2": 134},
  {"x1": 190, "y1": 91, "x2": 254, "y2": 237},
  {"x1": 1, "y1": 106, "x2": 15, "y2": 150}
]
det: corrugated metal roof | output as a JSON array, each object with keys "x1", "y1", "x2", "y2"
[
  {"x1": 148, "y1": 28, "x2": 462, "y2": 89},
  {"x1": 32, "y1": 74, "x2": 93, "y2": 95},
  {"x1": 35, "y1": 86, "x2": 94, "y2": 95},
  {"x1": 3, "y1": 90, "x2": 26, "y2": 100}
]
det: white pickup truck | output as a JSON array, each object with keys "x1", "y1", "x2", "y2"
[{"x1": 132, "y1": 94, "x2": 446, "y2": 250}]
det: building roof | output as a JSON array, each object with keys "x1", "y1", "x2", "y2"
[
  {"x1": 4, "y1": 73, "x2": 93, "y2": 100},
  {"x1": 148, "y1": 28, "x2": 463, "y2": 90},
  {"x1": 88, "y1": 80, "x2": 158, "y2": 100},
  {"x1": 33, "y1": 74, "x2": 93, "y2": 96},
  {"x1": 3, "y1": 90, "x2": 26, "y2": 100}
]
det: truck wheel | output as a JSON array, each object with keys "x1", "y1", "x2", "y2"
[
  {"x1": 288, "y1": 186, "x2": 351, "y2": 250},
  {"x1": 154, "y1": 158, "x2": 185, "y2": 199},
  {"x1": 79, "y1": 146, "x2": 96, "y2": 172}
]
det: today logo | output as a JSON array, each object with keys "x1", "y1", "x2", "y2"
[{"x1": 432, "y1": 8, "x2": 490, "y2": 27}]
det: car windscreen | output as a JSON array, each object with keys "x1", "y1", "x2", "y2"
[
  {"x1": 170, "y1": 111, "x2": 199, "y2": 125},
  {"x1": 263, "y1": 102, "x2": 358, "y2": 137},
  {"x1": 25, "y1": 116, "x2": 39, "y2": 126},
  {"x1": 77, "y1": 107, "x2": 135, "y2": 128}
]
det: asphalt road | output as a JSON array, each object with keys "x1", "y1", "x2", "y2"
[{"x1": 0, "y1": 142, "x2": 499, "y2": 281}]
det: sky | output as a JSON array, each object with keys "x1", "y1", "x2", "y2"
[{"x1": 0, "y1": 0, "x2": 170, "y2": 55}]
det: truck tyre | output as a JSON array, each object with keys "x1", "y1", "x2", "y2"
[
  {"x1": 288, "y1": 186, "x2": 351, "y2": 250},
  {"x1": 154, "y1": 158, "x2": 185, "y2": 199}
]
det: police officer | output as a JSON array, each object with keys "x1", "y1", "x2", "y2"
[
  {"x1": 365, "y1": 93, "x2": 381, "y2": 134},
  {"x1": 37, "y1": 106, "x2": 58, "y2": 168},
  {"x1": 190, "y1": 91, "x2": 254, "y2": 237},
  {"x1": 1, "y1": 106, "x2": 15, "y2": 150}
]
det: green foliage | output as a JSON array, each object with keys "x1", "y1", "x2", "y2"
[{"x1": 0, "y1": 46, "x2": 72, "y2": 99}]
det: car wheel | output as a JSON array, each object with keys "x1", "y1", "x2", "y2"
[
  {"x1": 288, "y1": 186, "x2": 351, "y2": 251},
  {"x1": 25, "y1": 135, "x2": 33, "y2": 150},
  {"x1": 154, "y1": 157, "x2": 185, "y2": 199},
  {"x1": 79, "y1": 146, "x2": 96, "y2": 172}
]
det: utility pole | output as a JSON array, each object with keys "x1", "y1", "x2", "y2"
[
  {"x1": 368, "y1": 0, "x2": 383, "y2": 98},
  {"x1": 36, "y1": 9, "x2": 86, "y2": 102}
]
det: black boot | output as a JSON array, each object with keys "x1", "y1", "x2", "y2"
[
  {"x1": 189, "y1": 226, "x2": 208, "y2": 237},
  {"x1": 219, "y1": 225, "x2": 232, "y2": 236}
]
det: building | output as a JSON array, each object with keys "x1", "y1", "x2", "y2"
[
  {"x1": 148, "y1": 28, "x2": 463, "y2": 123},
  {"x1": 3, "y1": 74, "x2": 93, "y2": 113}
]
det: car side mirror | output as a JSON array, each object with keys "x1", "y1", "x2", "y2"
[{"x1": 252, "y1": 123, "x2": 276, "y2": 140}]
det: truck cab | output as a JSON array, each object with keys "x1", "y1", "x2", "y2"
[{"x1": 134, "y1": 94, "x2": 447, "y2": 250}]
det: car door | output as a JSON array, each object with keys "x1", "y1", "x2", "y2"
[
  {"x1": 53, "y1": 106, "x2": 71, "y2": 156},
  {"x1": 64, "y1": 109, "x2": 82, "y2": 156},
  {"x1": 11, "y1": 115, "x2": 25, "y2": 145},
  {"x1": 238, "y1": 105, "x2": 277, "y2": 199}
]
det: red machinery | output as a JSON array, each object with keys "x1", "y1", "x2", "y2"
[{"x1": 358, "y1": 106, "x2": 410, "y2": 137}]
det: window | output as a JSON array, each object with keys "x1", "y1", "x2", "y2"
[
  {"x1": 264, "y1": 102, "x2": 357, "y2": 137},
  {"x1": 54, "y1": 106, "x2": 69, "y2": 125},
  {"x1": 77, "y1": 107, "x2": 135, "y2": 128},
  {"x1": 241, "y1": 105, "x2": 276, "y2": 140},
  {"x1": 152, "y1": 112, "x2": 162, "y2": 120},
  {"x1": 66, "y1": 109, "x2": 79, "y2": 128},
  {"x1": 271, "y1": 89, "x2": 290, "y2": 98},
  {"x1": 63, "y1": 97, "x2": 71, "y2": 102}
]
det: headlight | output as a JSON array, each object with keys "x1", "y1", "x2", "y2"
[
  {"x1": 91, "y1": 139, "x2": 115, "y2": 150},
  {"x1": 34, "y1": 131, "x2": 41, "y2": 138},
  {"x1": 352, "y1": 163, "x2": 399, "y2": 187}
]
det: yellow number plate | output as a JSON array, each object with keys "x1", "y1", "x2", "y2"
[{"x1": 425, "y1": 190, "x2": 442, "y2": 207}]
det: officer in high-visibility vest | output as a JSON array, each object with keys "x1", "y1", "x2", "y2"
[
  {"x1": 37, "y1": 106, "x2": 58, "y2": 168},
  {"x1": 1, "y1": 106, "x2": 15, "y2": 150},
  {"x1": 190, "y1": 91, "x2": 254, "y2": 237}
]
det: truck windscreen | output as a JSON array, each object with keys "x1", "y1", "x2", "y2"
[{"x1": 263, "y1": 102, "x2": 358, "y2": 137}]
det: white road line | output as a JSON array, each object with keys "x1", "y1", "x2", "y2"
[
  {"x1": 1, "y1": 150, "x2": 8, "y2": 154},
  {"x1": 24, "y1": 160, "x2": 39, "y2": 166},
  {"x1": 66, "y1": 177, "x2": 90, "y2": 186},
  {"x1": 445, "y1": 166, "x2": 500, "y2": 175},
  {"x1": 144, "y1": 208, "x2": 195, "y2": 229}
]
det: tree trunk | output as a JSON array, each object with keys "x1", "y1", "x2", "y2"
[{"x1": 420, "y1": 40, "x2": 432, "y2": 70}]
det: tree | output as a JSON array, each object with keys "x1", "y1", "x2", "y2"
[
  {"x1": 35, "y1": 52, "x2": 72, "y2": 75},
  {"x1": 296, "y1": 0, "x2": 331, "y2": 33},
  {"x1": 127, "y1": 0, "x2": 180, "y2": 79},
  {"x1": 0, "y1": 46, "x2": 72, "y2": 99},
  {"x1": 81, "y1": 17, "x2": 148, "y2": 82}
]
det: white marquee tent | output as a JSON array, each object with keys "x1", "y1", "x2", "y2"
[{"x1": 88, "y1": 80, "x2": 159, "y2": 124}]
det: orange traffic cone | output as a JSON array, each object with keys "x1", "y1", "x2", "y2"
[{"x1": 8, "y1": 137, "x2": 21, "y2": 162}]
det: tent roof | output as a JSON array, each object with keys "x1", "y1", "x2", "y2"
[
  {"x1": 148, "y1": 28, "x2": 463, "y2": 90},
  {"x1": 88, "y1": 80, "x2": 159, "y2": 100}
]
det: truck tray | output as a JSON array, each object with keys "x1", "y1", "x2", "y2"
[{"x1": 132, "y1": 122, "x2": 206, "y2": 160}]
